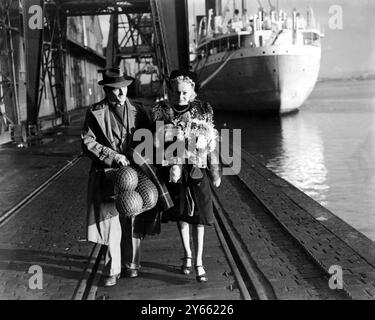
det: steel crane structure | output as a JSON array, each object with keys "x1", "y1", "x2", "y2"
[{"x1": 0, "y1": 0, "x2": 189, "y2": 143}]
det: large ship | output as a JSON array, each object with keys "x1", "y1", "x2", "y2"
[{"x1": 192, "y1": 5, "x2": 323, "y2": 114}]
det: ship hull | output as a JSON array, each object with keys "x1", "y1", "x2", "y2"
[{"x1": 195, "y1": 45, "x2": 321, "y2": 114}]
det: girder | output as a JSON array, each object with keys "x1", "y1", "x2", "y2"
[
  {"x1": 54, "y1": 0, "x2": 151, "y2": 16},
  {"x1": 16, "y1": 0, "x2": 189, "y2": 141},
  {"x1": 23, "y1": 0, "x2": 44, "y2": 131}
]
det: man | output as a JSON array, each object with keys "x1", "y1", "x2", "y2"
[
  {"x1": 81, "y1": 68, "x2": 154, "y2": 286},
  {"x1": 242, "y1": 9, "x2": 251, "y2": 29},
  {"x1": 233, "y1": 9, "x2": 241, "y2": 22}
]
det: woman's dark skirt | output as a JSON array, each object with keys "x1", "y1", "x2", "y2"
[{"x1": 160, "y1": 166, "x2": 214, "y2": 226}]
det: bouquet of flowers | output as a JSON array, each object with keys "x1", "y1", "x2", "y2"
[
  {"x1": 152, "y1": 102, "x2": 219, "y2": 184},
  {"x1": 166, "y1": 117, "x2": 218, "y2": 184},
  {"x1": 184, "y1": 119, "x2": 217, "y2": 168}
]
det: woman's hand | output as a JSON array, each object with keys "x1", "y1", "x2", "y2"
[
  {"x1": 114, "y1": 154, "x2": 130, "y2": 167},
  {"x1": 213, "y1": 177, "x2": 221, "y2": 188},
  {"x1": 170, "y1": 164, "x2": 182, "y2": 183}
]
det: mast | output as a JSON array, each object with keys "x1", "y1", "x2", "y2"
[
  {"x1": 206, "y1": 0, "x2": 221, "y2": 16},
  {"x1": 216, "y1": 0, "x2": 222, "y2": 16}
]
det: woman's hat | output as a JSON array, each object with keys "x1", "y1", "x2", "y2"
[
  {"x1": 98, "y1": 67, "x2": 134, "y2": 87},
  {"x1": 168, "y1": 69, "x2": 200, "y2": 92}
]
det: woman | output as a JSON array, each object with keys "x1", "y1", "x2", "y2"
[{"x1": 152, "y1": 70, "x2": 221, "y2": 282}]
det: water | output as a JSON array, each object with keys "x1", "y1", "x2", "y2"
[{"x1": 215, "y1": 79, "x2": 375, "y2": 241}]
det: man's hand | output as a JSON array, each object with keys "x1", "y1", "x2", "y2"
[
  {"x1": 114, "y1": 154, "x2": 130, "y2": 167},
  {"x1": 213, "y1": 177, "x2": 221, "y2": 188}
]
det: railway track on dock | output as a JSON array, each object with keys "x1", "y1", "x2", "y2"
[
  {"x1": 73, "y1": 152, "x2": 353, "y2": 300},
  {"x1": 0, "y1": 155, "x2": 81, "y2": 227},
  {"x1": 211, "y1": 172, "x2": 349, "y2": 300},
  {"x1": 73, "y1": 192, "x2": 273, "y2": 300},
  {"x1": 74, "y1": 171, "x2": 349, "y2": 300}
]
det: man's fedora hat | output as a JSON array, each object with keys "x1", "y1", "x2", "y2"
[{"x1": 98, "y1": 67, "x2": 134, "y2": 88}]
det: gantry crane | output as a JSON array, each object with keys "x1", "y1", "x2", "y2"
[{"x1": 0, "y1": 0, "x2": 189, "y2": 143}]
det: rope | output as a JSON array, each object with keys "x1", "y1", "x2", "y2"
[{"x1": 200, "y1": 51, "x2": 236, "y2": 89}]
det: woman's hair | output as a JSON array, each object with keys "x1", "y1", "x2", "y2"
[{"x1": 167, "y1": 70, "x2": 200, "y2": 93}]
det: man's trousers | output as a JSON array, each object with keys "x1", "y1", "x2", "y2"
[{"x1": 103, "y1": 215, "x2": 141, "y2": 276}]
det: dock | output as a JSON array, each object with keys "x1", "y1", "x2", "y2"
[{"x1": 1, "y1": 107, "x2": 375, "y2": 300}]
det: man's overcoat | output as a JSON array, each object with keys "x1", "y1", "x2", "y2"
[{"x1": 81, "y1": 98, "x2": 163, "y2": 245}]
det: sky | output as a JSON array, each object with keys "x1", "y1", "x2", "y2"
[{"x1": 100, "y1": 0, "x2": 375, "y2": 78}]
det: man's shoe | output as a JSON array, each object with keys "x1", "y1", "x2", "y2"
[
  {"x1": 101, "y1": 274, "x2": 120, "y2": 287},
  {"x1": 123, "y1": 268, "x2": 139, "y2": 278}
]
